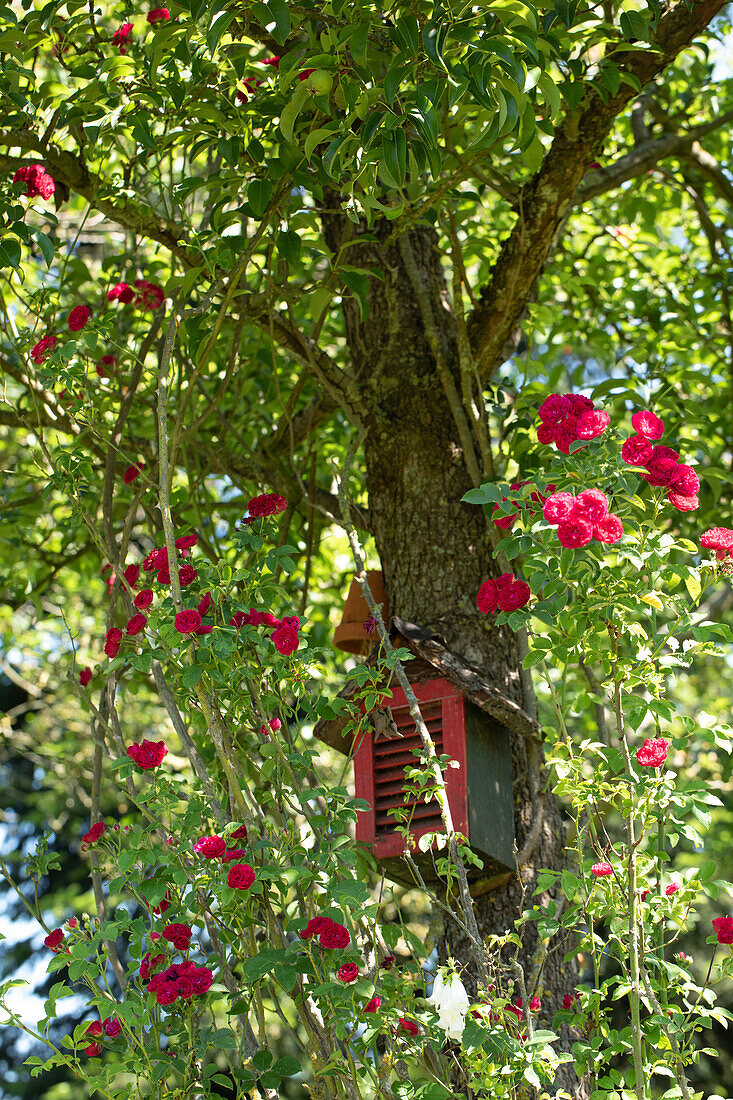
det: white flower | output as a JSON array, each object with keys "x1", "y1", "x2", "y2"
[{"x1": 428, "y1": 967, "x2": 470, "y2": 1040}]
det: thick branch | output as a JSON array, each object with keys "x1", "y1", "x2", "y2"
[{"x1": 467, "y1": 0, "x2": 726, "y2": 376}]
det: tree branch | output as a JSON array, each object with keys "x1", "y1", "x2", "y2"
[{"x1": 466, "y1": 0, "x2": 726, "y2": 377}]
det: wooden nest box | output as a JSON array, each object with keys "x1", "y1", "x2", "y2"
[{"x1": 315, "y1": 616, "x2": 542, "y2": 893}]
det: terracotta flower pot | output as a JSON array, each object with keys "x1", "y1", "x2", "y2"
[{"x1": 333, "y1": 571, "x2": 389, "y2": 655}]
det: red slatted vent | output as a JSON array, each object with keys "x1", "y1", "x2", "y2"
[{"x1": 372, "y1": 699, "x2": 444, "y2": 837}]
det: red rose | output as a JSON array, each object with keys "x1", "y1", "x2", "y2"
[
  {"x1": 300, "y1": 916, "x2": 332, "y2": 940},
  {"x1": 14, "y1": 164, "x2": 55, "y2": 199},
  {"x1": 272, "y1": 625, "x2": 299, "y2": 656},
  {"x1": 668, "y1": 491, "x2": 699, "y2": 512},
  {"x1": 84, "y1": 1042, "x2": 102, "y2": 1057},
  {"x1": 123, "y1": 563, "x2": 140, "y2": 588},
  {"x1": 700, "y1": 528, "x2": 733, "y2": 552},
  {"x1": 197, "y1": 592, "x2": 211, "y2": 615},
  {"x1": 476, "y1": 579, "x2": 499, "y2": 615},
  {"x1": 123, "y1": 464, "x2": 143, "y2": 484},
  {"x1": 319, "y1": 922, "x2": 350, "y2": 949},
  {"x1": 537, "y1": 422, "x2": 556, "y2": 445},
  {"x1": 111, "y1": 22, "x2": 133, "y2": 50},
  {"x1": 134, "y1": 280, "x2": 165, "y2": 310},
  {"x1": 572, "y1": 489, "x2": 608, "y2": 524},
  {"x1": 543, "y1": 492, "x2": 575, "y2": 525},
  {"x1": 31, "y1": 334, "x2": 57, "y2": 364},
  {"x1": 712, "y1": 917, "x2": 733, "y2": 945},
  {"x1": 643, "y1": 457, "x2": 679, "y2": 488},
  {"x1": 156, "y1": 986, "x2": 177, "y2": 1005},
  {"x1": 82, "y1": 822, "x2": 105, "y2": 844},
  {"x1": 337, "y1": 963, "x2": 359, "y2": 983},
  {"x1": 363, "y1": 996, "x2": 382, "y2": 1013},
  {"x1": 178, "y1": 564, "x2": 197, "y2": 587},
  {"x1": 139, "y1": 951, "x2": 166, "y2": 980},
  {"x1": 556, "y1": 517, "x2": 593, "y2": 549},
  {"x1": 175, "y1": 610, "x2": 201, "y2": 634},
  {"x1": 103, "y1": 1016, "x2": 121, "y2": 1038},
  {"x1": 125, "y1": 612, "x2": 147, "y2": 636},
  {"x1": 176, "y1": 975, "x2": 196, "y2": 999},
  {"x1": 247, "y1": 492, "x2": 288, "y2": 517},
  {"x1": 632, "y1": 409, "x2": 664, "y2": 440},
  {"x1": 108, "y1": 282, "x2": 135, "y2": 303},
  {"x1": 104, "y1": 627, "x2": 123, "y2": 658},
  {"x1": 231, "y1": 824, "x2": 248, "y2": 840},
  {"x1": 194, "y1": 835, "x2": 226, "y2": 858},
  {"x1": 175, "y1": 534, "x2": 198, "y2": 551},
  {"x1": 126, "y1": 739, "x2": 168, "y2": 769},
  {"x1": 593, "y1": 514, "x2": 623, "y2": 544},
  {"x1": 562, "y1": 993, "x2": 577, "y2": 1009},
  {"x1": 590, "y1": 862, "x2": 613, "y2": 877},
  {"x1": 665, "y1": 882, "x2": 680, "y2": 896},
  {"x1": 227, "y1": 863, "x2": 256, "y2": 890},
  {"x1": 156, "y1": 566, "x2": 171, "y2": 584},
  {"x1": 79, "y1": 667, "x2": 93, "y2": 687},
  {"x1": 397, "y1": 1017, "x2": 419, "y2": 1035},
  {"x1": 190, "y1": 966, "x2": 213, "y2": 995},
  {"x1": 670, "y1": 464, "x2": 699, "y2": 497},
  {"x1": 44, "y1": 928, "x2": 65, "y2": 950},
  {"x1": 68, "y1": 306, "x2": 91, "y2": 332},
  {"x1": 566, "y1": 394, "x2": 594, "y2": 413},
  {"x1": 575, "y1": 409, "x2": 610, "y2": 440},
  {"x1": 381, "y1": 954, "x2": 396, "y2": 969},
  {"x1": 636, "y1": 737, "x2": 670, "y2": 768},
  {"x1": 622, "y1": 435, "x2": 654, "y2": 466},
  {"x1": 497, "y1": 580, "x2": 531, "y2": 613},
  {"x1": 162, "y1": 923, "x2": 192, "y2": 950},
  {"x1": 86, "y1": 1023, "x2": 103, "y2": 1040},
  {"x1": 143, "y1": 547, "x2": 167, "y2": 571},
  {"x1": 538, "y1": 394, "x2": 572, "y2": 423},
  {"x1": 134, "y1": 589, "x2": 154, "y2": 610},
  {"x1": 529, "y1": 997, "x2": 541, "y2": 1010},
  {"x1": 147, "y1": 7, "x2": 170, "y2": 22},
  {"x1": 222, "y1": 847, "x2": 246, "y2": 862},
  {"x1": 555, "y1": 419, "x2": 581, "y2": 454}
]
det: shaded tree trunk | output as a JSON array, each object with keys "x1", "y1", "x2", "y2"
[{"x1": 324, "y1": 206, "x2": 584, "y2": 1094}]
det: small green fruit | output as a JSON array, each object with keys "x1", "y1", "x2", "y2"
[{"x1": 307, "y1": 70, "x2": 333, "y2": 96}]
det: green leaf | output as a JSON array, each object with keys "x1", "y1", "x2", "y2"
[
  {"x1": 266, "y1": 0, "x2": 290, "y2": 44},
  {"x1": 277, "y1": 230, "x2": 301, "y2": 263},
  {"x1": 248, "y1": 179, "x2": 273, "y2": 219},
  {"x1": 33, "y1": 230, "x2": 54, "y2": 268},
  {"x1": 252, "y1": 1049, "x2": 273, "y2": 1070},
  {"x1": 381, "y1": 128, "x2": 407, "y2": 186},
  {"x1": 182, "y1": 664, "x2": 203, "y2": 688},
  {"x1": 522, "y1": 650, "x2": 545, "y2": 669},
  {"x1": 240, "y1": 950, "x2": 288, "y2": 982},
  {"x1": 280, "y1": 82, "x2": 311, "y2": 143},
  {"x1": 272, "y1": 1056, "x2": 301, "y2": 1076},
  {"x1": 414, "y1": 1085, "x2": 453, "y2": 1100},
  {"x1": 0, "y1": 237, "x2": 21, "y2": 268}
]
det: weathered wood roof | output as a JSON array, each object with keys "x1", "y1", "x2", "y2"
[{"x1": 313, "y1": 617, "x2": 543, "y2": 753}]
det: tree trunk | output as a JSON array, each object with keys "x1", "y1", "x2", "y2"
[{"x1": 324, "y1": 206, "x2": 585, "y2": 1094}]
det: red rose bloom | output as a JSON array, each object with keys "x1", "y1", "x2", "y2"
[
  {"x1": 156, "y1": 986, "x2": 177, "y2": 1005},
  {"x1": 103, "y1": 1017, "x2": 121, "y2": 1038},
  {"x1": 636, "y1": 737, "x2": 670, "y2": 768},
  {"x1": 111, "y1": 22, "x2": 133, "y2": 50},
  {"x1": 147, "y1": 7, "x2": 170, "y2": 22},
  {"x1": 143, "y1": 547, "x2": 167, "y2": 571},
  {"x1": 665, "y1": 882, "x2": 680, "y2": 896},
  {"x1": 79, "y1": 666, "x2": 93, "y2": 687},
  {"x1": 593, "y1": 514, "x2": 623, "y2": 544},
  {"x1": 700, "y1": 528, "x2": 733, "y2": 552},
  {"x1": 156, "y1": 566, "x2": 171, "y2": 584},
  {"x1": 337, "y1": 963, "x2": 359, "y2": 983},
  {"x1": 175, "y1": 534, "x2": 198, "y2": 550},
  {"x1": 556, "y1": 517, "x2": 593, "y2": 549},
  {"x1": 231, "y1": 824, "x2": 248, "y2": 840},
  {"x1": 591, "y1": 862, "x2": 613, "y2": 877},
  {"x1": 622, "y1": 434, "x2": 655, "y2": 466},
  {"x1": 671, "y1": 465, "x2": 700, "y2": 497},
  {"x1": 31, "y1": 334, "x2": 57, "y2": 364},
  {"x1": 319, "y1": 922, "x2": 351, "y2": 949},
  {"x1": 134, "y1": 589, "x2": 154, "y2": 610},
  {"x1": 562, "y1": 993, "x2": 577, "y2": 1009},
  {"x1": 632, "y1": 410, "x2": 664, "y2": 440},
  {"x1": 537, "y1": 423, "x2": 556, "y2": 445},
  {"x1": 126, "y1": 612, "x2": 147, "y2": 636},
  {"x1": 197, "y1": 592, "x2": 211, "y2": 615},
  {"x1": 643, "y1": 457, "x2": 679, "y2": 488},
  {"x1": 300, "y1": 916, "x2": 332, "y2": 940},
  {"x1": 476, "y1": 579, "x2": 499, "y2": 615},
  {"x1": 272, "y1": 625, "x2": 299, "y2": 656},
  {"x1": 123, "y1": 563, "x2": 140, "y2": 588},
  {"x1": 193, "y1": 835, "x2": 226, "y2": 858},
  {"x1": 575, "y1": 409, "x2": 610, "y2": 440},
  {"x1": 247, "y1": 492, "x2": 288, "y2": 517},
  {"x1": 68, "y1": 306, "x2": 91, "y2": 331},
  {"x1": 139, "y1": 951, "x2": 166, "y2": 980},
  {"x1": 134, "y1": 280, "x2": 165, "y2": 310},
  {"x1": 163, "y1": 923, "x2": 192, "y2": 951},
  {"x1": 555, "y1": 419, "x2": 581, "y2": 454},
  {"x1": 227, "y1": 863, "x2": 256, "y2": 890},
  {"x1": 44, "y1": 928, "x2": 65, "y2": 950},
  {"x1": 123, "y1": 464, "x2": 143, "y2": 484},
  {"x1": 126, "y1": 739, "x2": 168, "y2": 769},
  {"x1": 529, "y1": 997, "x2": 541, "y2": 1010},
  {"x1": 191, "y1": 967, "x2": 213, "y2": 995},
  {"x1": 178, "y1": 564, "x2": 197, "y2": 587},
  {"x1": 572, "y1": 489, "x2": 609, "y2": 524},
  {"x1": 222, "y1": 847, "x2": 246, "y2": 862},
  {"x1": 397, "y1": 1017, "x2": 419, "y2": 1035},
  {"x1": 364, "y1": 996, "x2": 382, "y2": 1013},
  {"x1": 104, "y1": 627, "x2": 123, "y2": 658},
  {"x1": 566, "y1": 394, "x2": 594, "y2": 413},
  {"x1": 497, "y1": 580, "x2": 531, "y2": 613},
  {"x1": 14, "y1": 164, "x2": 56, "y2": 199},
  {"x1": 108, "y1": 282, "x2": 135, "y2": 303},
  {"x1": 538, "y1": 394, "x2": 572, "y2": 423},
  {"x1": 668, "y1": 491, "x2": 699, "y2": 512},
  {"x1": 712, "y1": 917, "x2": 733, "y2": 945},
  {"x1": 82, "y1": 822, "x2": 105, "y2": 844},
  {"x1": 281, "y1": 615, "x2": 300, "y2": 631},
  {"x1": 543, "y1": 492, "x2": 575, "y2": 525},
  {"x1": 174, "y1": 609, "x2": 200, "y2": 634}
]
